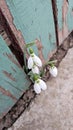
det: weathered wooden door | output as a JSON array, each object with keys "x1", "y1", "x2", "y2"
[
  {"x1": 0, "y1": 0, "x2": 73, "y2": 120},
  {"x1": 0, "y1": 0, "x2": 57, "y2": 119},
  {"x1": 5, "y1": 0, "x2": 57, "y2": 61}
]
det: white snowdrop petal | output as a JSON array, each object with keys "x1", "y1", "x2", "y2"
[
  {"x1": 39, "y1": 79, "x2": 47, "y2": 90},
  {"x1": 34, "y1": 83, "x2": 41, "y2": 94},
  {"x1": 33, "y1": 54, "x2": 42, "y2": 67},
  {"x1": 28, "y1": 56, "x2": 33, "y2": 69},
  {"x1": 49, "y1": 66, "x2": 58, "y2": 77},
  {"x1": 32, "y1": 66, "x2": 39, "y2": 74}
]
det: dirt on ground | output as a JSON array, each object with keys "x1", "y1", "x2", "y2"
[{"x1": 7, "y1": 48, "x2": 73, "y2": 130}]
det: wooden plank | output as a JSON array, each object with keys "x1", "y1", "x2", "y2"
[
  {"x1": 0, "y1": 36, "x2": 31, "y2": 119},
  {"x1": 51, "y1": 0, "x2": 59, "y2": 47},
  {"x1": 0, "y1": 0, "x2": 25, "y2": 53},
  {"x1": 5, "y1": 0, "x2": 56, "y2": 62},
  {"x1": 0, "y1": 25, "x2": 12, "y2": 46},
  {"x1": 56, "y1": 0, "x2": 73, "y2": 44},
  {"x1": 0, "y1": 9, "x2": 24, "y2": 67}
]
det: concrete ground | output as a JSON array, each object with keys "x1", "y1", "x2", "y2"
[{"x1": 8, "y1": 48, "x2": 73, "y2": 130}]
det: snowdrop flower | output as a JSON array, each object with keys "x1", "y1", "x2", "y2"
[
  {"x1": 32, "y1": 53, "x2": 42, "y2": 67},
  {"x1": 34, "y1": 79, "x2": 47, "y2": 94},
  {"x1": 38, "y1": 79, "x2": 47, "y2": 90},
  {"x1": 28, "y1": 56, "x2": 33, "y2": 69},
  {"x1": 34, "y1": 82, "x2": 41, "y2": 94},
  {"x1": 49, "y1": 66, "x2": 58, "y2": 77},
  {"x1": 28, "y1": 48, "x2": 42, "y2": 70},
  {"x1": 32, "y1": 65, "x2": 39, "y2": 74}
]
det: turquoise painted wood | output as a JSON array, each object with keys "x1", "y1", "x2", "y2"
[
  {"x1": 6, "y1": 0, "x2": 56, "y2": 60},
  {"x1": 0, "y1": 36, "x2": 31, "y2": 119},
  {"x1": 56, "y1": 0, "x2": 73, "y2": 44}
]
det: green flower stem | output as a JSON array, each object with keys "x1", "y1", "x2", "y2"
[
  {"x1": 44, "y1": 60, "x2": 57, "y2": 66},
  {"x1": 24, "y1": 47, "x2": 28, "y2": 73},
  {"x1": 33, "y1": 74, "x2": 40, "y2": 81},
  {"x1": 26, "y1": 42, "x2": 35, "y2": 48},
  {"x1": 41, "y1": 60, "x2": 57, "y2": 70}
]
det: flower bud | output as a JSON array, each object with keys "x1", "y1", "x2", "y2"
[
  {"x1": 49, "y1": 66, "x2": 58, "y2": 77},
  {"x1": 28, "y1": 56, "x2": 34, "y2": 69},
  {"x1": 32, "y1": 54, "x2": 42, "y2": 67},
  {"x1": 29, "y1": 48, "x2": 34, "y2": 54},
  {"x1": 34, "y1": 83, "x2": 41, "y2": 94},
  {"x1": 32, "y1": 66, "x2": 39, "y2": 74}
]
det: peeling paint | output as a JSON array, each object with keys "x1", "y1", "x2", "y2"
[
  {"x1": 48, "y1": 48, "x2": 57, "y2": 61},
  {"x1": 57, "y1": 0, "x2": 70, "y2": 44},
  {"x1": 62, "y1": 0, "x2": 69, "y2": 38},
  {"x1": 11, "y1": 67, "x2": 17, "y2": 73},
  {"x1": 0, "y1": 36, "x2": 31, "y2": 120},
  {"x1": 5, "y1": 0, "x2": 56, "y2": 61},
  {"x1": 59, "y1": 0, "x2": 69, "y2": 43},
  {"x1": 0, "y1": 10, "x2": 24, "y2": 66},
  {"x1": 5, "y1": 53, "x2": 21, "y2": 68},
  {"x1": 0, "y1": 86, "x2": 17, "y2": 101},
  {"x1": 35, "y1": 39, "x2": 45, "y2": 63},
  {"x1": 3, "y1": 70, "x2": 16, "y2": 82},
  {"x1": 0, "y1": 0, "x2": 25, "y2": 52}
]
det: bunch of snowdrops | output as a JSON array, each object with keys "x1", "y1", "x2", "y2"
[{"x1": 24, "y1": 42, "x2": 58, "y2": 94}]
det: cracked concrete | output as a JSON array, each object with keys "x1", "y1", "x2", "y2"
[{"x1": 8, "y1": 48, "x2": 73, "y2": 130}]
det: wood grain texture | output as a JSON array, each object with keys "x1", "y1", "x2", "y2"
[
  {"x1": 0, "y1": 24, "x2": 12, "y2": 46},
  {"x1": 51, "y1": 0, "x2": 59, "y2": 47},
  {"x1": 0, "y1": 9, "x2": 24, "y2": 66},
  {"x1": 5, "y1": 0, "x2": 56, "y2": 61},
  {"x1": 57, "y1": 0, "x2": 73, "y2": 44},
  {"x1": 0, "y1": 36, "x2": 31, "y2": 119},
  {"x1": 0, "y1": 0, "x2": 25, "y2": 53}
]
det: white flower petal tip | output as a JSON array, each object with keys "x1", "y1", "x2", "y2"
[
  {"x1": 28, "y1": 56, "x2": 33, "y2": 69},
  {"x1": 34, "y1": 83, "x2": 41, "y2": 94},
  {"x1": 39, "y1": 79, "x2": 47, "y2": 90},
  {"x1": 32, "y1": 66, "x2": 39, "y2": 74},
  {"x1": 33, "y1": 54, "x2": 42, "y2": 67},
  {"x1": 49, "y1": 66, "x2": 58, "y2": 77}
]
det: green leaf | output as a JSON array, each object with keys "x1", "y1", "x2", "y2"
[
  {"x1": 44, "y1": 60, "x2": 57, "y2": 66},
  {"x1": 47, "y1": 60, "x2": 57, "y2": 64},
  {"x1": 40, "y1": 69, "x2": 44, "y2": 77},
  {"x1": 26, "y1": 42, "x2": 35, "y2": 48},
  {"x1": 23, "y1": 65, "x2": 28, "y2": 74},
  {"x1": 23, "y1": 50, "x2": 28, "y2": 73}
]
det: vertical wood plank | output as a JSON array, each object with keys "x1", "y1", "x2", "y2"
[
  {"x1": 5, "y1": 0, "x2": 56, "y2": 62},
  {"x1": 51, "y1": 0, "x2": 59, "y2": 47},
  {"x1": 0, "y1": 10, "x2": 24, "y2": 66},
  {"x1": 56, "y1": 0, "x2": 73, "y2": 44},
  {"x1": 0, "y1": 36, "x2": 31, "y2": 119}
]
